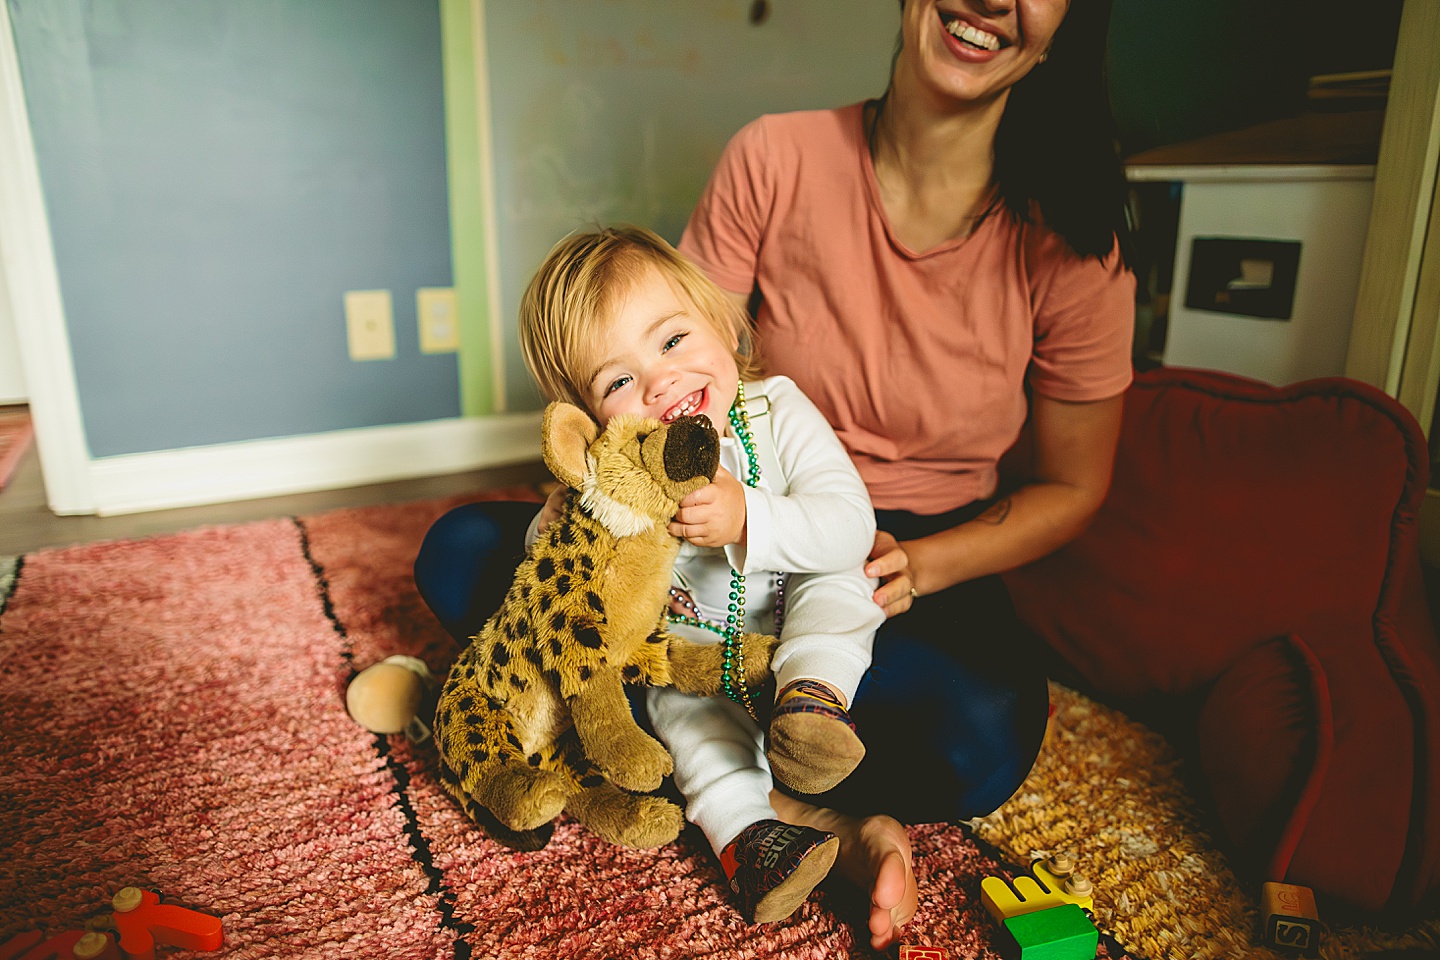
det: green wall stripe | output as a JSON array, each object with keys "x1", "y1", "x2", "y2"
[{"x1": 440, "y1": 0, "x2": 495, "y2": 417}]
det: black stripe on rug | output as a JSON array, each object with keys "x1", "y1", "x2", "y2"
[
  {"x1": 0, "y1": 554, "x2": 24, "y2": 619},
  {"x1": 291, "y1": 517, "x2": 475, "y2": 960}
]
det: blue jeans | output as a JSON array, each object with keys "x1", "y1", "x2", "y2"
[{"x1": 413, "y1": 499, "x2": 1048, "y2": 823}]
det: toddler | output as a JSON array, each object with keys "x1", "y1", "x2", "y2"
[{"x1": 519, "y1": 225, "x2": 883, "y2": 924}]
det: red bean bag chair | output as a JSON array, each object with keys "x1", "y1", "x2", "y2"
[{"x1": 1003, "y1": 366, "x2": 1440, "y2": 913}]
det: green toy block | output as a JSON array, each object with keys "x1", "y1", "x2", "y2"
[{"x1": 1002, "y1": 903, "x2": 1098, "y2": 960}]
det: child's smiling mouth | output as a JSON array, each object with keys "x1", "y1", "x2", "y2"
[{"x1": 661, "y1": 388, "x2": 707, "y2": 423}]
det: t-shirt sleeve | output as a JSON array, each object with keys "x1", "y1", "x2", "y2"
[
  {"x1": 1026, "y1": 234, "x2": 1136, "y2": 402},
  {"x1": 679, "y1": 117, "x2": 775, "y2": 295}
]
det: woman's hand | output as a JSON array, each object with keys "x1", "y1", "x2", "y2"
[
  {"x1": 669, "y1": 465, "x2": 748, "y2": 548},
  {"x1": 865, "y1": 530, "x2": 919, "y2": 618},
  {"x1": 535, "y1": 485, "x2": 568, "y2": 534}
]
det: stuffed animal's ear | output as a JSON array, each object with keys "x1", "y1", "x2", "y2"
[{"x1": 542, "y1": 402, "x2": 598, "y2": 489}]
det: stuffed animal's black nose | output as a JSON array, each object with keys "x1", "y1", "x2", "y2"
[{"x1": 662, "y1": 415, "x2": 720, "y2": 484}]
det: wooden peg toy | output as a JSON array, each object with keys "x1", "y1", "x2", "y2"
[
  {"x1": 1, "y1": 930, "x2": 119, "y2": 960},
  {"x1": 1031, "y1": 854, "x2": 1095, "y2": 908},
  {"x1": 68, "y1": 933, "x2": 119, "y2": 960},
  {"x1": 1260, "y1": 881, "x2": 1321, "y2": 957},
  {"x1": 898, "y1": 947, "x2": 950, "y2": 960},
  {"x1": 1002, "y1": 902, "x2": 1099, "y2": 960},
  {"x1": 109, "y1": 888, "x2": 223, "y2": 960},
  {"x1": 981, "y1": 851, "x2": 1094, "y2": 923}
]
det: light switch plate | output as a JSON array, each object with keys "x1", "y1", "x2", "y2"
[
  {"x1": 417, "y1": 287, "x2": 459, "y2": 354},
  {"x1": 345, "y1": 290, "x2": 395, "y2": 361}
]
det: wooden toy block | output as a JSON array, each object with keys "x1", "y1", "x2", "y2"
[
  {"x1": 898, "y1": 947, "x2": 949, "y2": 960},
  {"x1": 982, "y1": 853, "x2": 1094, "y2": 922},
  {"x1": 7, "y1": 931, "x2": 119, "y2": 960},
  {"x1": 109, "y1": 888, "x2": 223, "y2": 960},
  {"x1": 0, "y1": 933, "x2": 44, "y2": 960},
  {"x1": 1, "y1": 932, "x2": 43, "y2": 955},
  {"x1": 982, "y1": 875, "x2": 1068, "y2": 922},
  {"x1": 1002, "y1": 903, "x2": 1099, "y2": 960},
  {"x1": 1260, "y1": 881, "x2": 1321, "y2": 957}
]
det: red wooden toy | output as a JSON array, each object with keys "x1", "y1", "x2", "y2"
[
  {"x1": 109, "y1": 888, "x2": 223, "y2": 960},
  {"x1": 0, "y1": 931, "x2": 119, "y2": 960}
]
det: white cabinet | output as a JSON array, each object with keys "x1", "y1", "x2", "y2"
[{"x1": 1129, "y1": 163, "x2": 1375, "y2": 386}]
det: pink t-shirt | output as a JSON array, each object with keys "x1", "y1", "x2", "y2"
[{"x1": 680, "y1": 103, "x2": 1135, "y2": 515}]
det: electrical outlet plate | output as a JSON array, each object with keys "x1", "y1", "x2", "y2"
[
  {"x1": 345, "y1": 290, "x2": 396, "y2": 361},
  {"x1": 417, "y1": 287, "x2": 459, "y2": 354}
]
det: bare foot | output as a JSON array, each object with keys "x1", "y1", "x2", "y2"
[{"x1": 771, "y1": 791, "x2": 918, "y2": 950}]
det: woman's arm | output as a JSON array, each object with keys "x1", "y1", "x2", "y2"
[{"x1": 868, "y1": 392, "x2": 1123, "y2": 614}]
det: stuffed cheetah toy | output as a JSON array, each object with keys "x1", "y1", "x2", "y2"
[{"x1": 434, "y1": 403, "x2": 777, "y2": 850}]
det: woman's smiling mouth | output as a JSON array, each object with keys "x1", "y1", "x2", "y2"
[{"x1": 938, "y1": 11, "x2": 1008, "y2": 52}]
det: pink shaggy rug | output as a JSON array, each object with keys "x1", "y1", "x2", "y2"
[{"x1": 0, "y1": 492, "x2": 1141, "y2": 959}]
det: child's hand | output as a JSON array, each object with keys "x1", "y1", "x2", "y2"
[
  {"x1": 669, "y1": 465, "x2": 747, "y2": 548},
  {"x1": 535, "y1": 485, "x2": 568, "y2": 534}
]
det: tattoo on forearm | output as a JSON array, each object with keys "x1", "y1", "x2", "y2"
[{"x1": 978, "y1": 497, "x2": 1012, "y2": 526}]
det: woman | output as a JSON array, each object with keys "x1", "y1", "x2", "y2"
[
  {"x1": 415, "y1": 0, "x2": 1133, "y2": 949},
  {"x1": 675, "y1": 0, "x2": 1134, "y2": 947}
]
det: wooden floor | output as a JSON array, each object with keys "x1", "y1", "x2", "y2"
[{"x1": 0, "y1": 431, "x2": 550, "y2": 556}]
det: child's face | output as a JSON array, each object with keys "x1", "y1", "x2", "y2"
[{"x1": 585, "y1": 265, "x2": 740, "y2": 431}]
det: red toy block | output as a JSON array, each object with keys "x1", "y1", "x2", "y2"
[
  {"x1": 898, "y1": 947, "x2": 949, "y2": 960},
  {"x1": 109, "y1": 888, "x2": 222, "y2": 960},
  {"x1": 0, "y1": 933, "x2": 43, "y2": 960},
  {"x1": 7, "y1": 931, "x2": 119, "y2": 960}
]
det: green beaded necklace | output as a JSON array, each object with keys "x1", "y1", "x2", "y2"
[{"x1": 665, "y1": 380, "x2": 763, "y2": 720}]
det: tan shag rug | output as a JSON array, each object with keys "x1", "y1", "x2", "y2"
[{"x1": 970, "y1": 682, "x2": 1440, "y2": 960}]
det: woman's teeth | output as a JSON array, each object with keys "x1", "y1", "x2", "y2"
[{"x1": 945, "y1": 19, "x2": 1001, "y2": 51}]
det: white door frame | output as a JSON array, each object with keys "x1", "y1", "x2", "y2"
[{"x1": 0, "y1": 2, "x2": 94, "y2": 514}]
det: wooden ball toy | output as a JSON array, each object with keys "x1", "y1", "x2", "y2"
[{"x1": 346, "y1": 655, "x2": 436, "y2": 741}]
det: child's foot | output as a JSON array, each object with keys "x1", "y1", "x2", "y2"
[
  {"x1": 719, "y1": 819, "x2": 840, "y2": 924},
  {"x1": 770, "y1": 790, "x2": 917, "y2": 950},
  {"x1": 766, "y1": 679, "x2": 865, "y2": 794}
]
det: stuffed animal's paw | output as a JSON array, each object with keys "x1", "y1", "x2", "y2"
[
  {"x1": 596, "y1": 732, "x2": 674, "y2": 793},
  {"x1": 477, "y1": 766, "x2": 571, "y2": 833},
  {"x1": 565, "y1": 782, "x2": 684, "y2": 849}
]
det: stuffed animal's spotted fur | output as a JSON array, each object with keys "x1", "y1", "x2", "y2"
[{"x1": 434, "y1": 403, "x2": 776, "y2": 850}]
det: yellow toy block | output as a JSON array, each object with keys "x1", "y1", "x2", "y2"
[
  {"x1": 982, "y1": 875, "x2": 1067, "y2": 922},
  {"x1": 981, "y1": 854, "x2": 1095, "y2": 922}
]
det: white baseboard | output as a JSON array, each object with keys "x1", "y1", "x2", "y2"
[{"x1": 88, "y1": 412, "x2": 544, "y2": 516}]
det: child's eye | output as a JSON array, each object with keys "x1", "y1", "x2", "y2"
[
  {"x1": 662, "y1": 332, "x2": 687, "y2": 352},
  {"x1": 603, "y1": 374, "x2": 631, "y2": 397}
]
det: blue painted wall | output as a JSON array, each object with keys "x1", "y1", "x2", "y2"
[{"x1": 9, "y1": 0, "x2": 458, "y2": 457}]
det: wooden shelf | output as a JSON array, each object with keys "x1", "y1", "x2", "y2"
[{"x1": 1125, "y1": 109, "x2": 1385, "y2": 169}]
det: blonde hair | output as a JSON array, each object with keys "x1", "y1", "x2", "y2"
[{"x1": 519, "y1": 224, "x2": 760, "y2": 410}]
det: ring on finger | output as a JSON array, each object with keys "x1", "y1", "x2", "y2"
[{"x1": 909, "y1": 587, "x2": 919, "y2": 600}]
